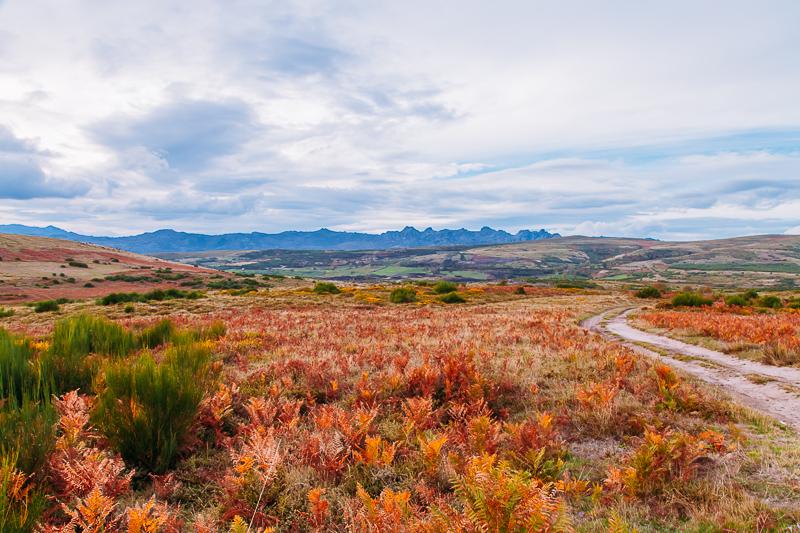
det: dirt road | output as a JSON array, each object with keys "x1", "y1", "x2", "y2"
[{"x1": 582, "y1": 308, "x2": 800, "y2": 431}]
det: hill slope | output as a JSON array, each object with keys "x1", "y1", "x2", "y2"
[
  {"x1": 163, "y1": 234, "x2": 800, "y2": 287},
  {"x1": 0, "y1": 234, "x2": 219, "y2": 303},
  {"x1": 0, "y1": 224, "x2": 558, "y2": 253}
]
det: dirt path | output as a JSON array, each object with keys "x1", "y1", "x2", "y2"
[{"x1": 581, "y1": 308, "x2": 800, "y2": 431}]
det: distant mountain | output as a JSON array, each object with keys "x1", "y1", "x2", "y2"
[{"x1": 0, "y1": 224, "x2": 559, "y2": 253}]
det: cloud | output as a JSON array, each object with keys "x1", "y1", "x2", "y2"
[
  {"x1": 0, "y1": 126, "x2": 89, "y2": 200},
  {"x1": 0, "y1": 156, "x2": 89, "y2": 199},
  {"x1": 91, "y1": 98, "x2": 260, "y2": 171}
]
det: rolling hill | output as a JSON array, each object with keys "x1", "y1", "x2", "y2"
[
  {"x1": 0, "y1": 234, "x2": 221, "y2": 303},
  {"x1": 162, "y1": 234, "x2": 800, "y2": 287}
]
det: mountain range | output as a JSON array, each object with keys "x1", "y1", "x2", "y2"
[{"x1": 0, "y1": 224, "x2": 558, "y2": 253}]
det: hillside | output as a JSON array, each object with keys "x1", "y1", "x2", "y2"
[
  {"x1": 0, "y1": 234, "x2": 221, "y2": 303},
  {"x1": 0, "y1": 224, "x2": 558, "y2": 253},
  {"x1": 163, "y1": 234, "x2": 800, "y2": 287}
]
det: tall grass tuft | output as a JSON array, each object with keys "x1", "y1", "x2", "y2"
[
  {"x1": 0, "y1": 454, "x2": 47, "y2": 532},
  {"x1": 43, "y1": 314, "x2": 136, "y2": 393},
  {"x1": 0, "y1": 330, "x2": 56, "y2": 475},
  {"x1": 93, "y1": 341, "x2": 212, "y2": 473}
]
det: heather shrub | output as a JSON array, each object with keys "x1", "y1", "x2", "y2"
[
  {"x1": 93, "y1": 342, "x2": 211, "y2": 472},
  {"x1": 313, "y1": 282, "x2": 341, "y2": 294},
  {"x1": 671, "y1": 292, "x2": 712, "y2": 307},
  {"x1": 389, "y1": 287, "x2": 417, "y2": 303},
  {"x1": 432, "y1": 281, "x2": 458, "y2": 294},
  {"x1": 0, "y1": 308, "x2": 13, "y2": 318}
]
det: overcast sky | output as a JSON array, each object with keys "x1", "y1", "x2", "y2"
[{"x1": 0, "y1": 1, "x2": 799, "y2": 239}]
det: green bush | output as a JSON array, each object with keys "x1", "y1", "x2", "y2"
[
  {"x1": 138, "y1": 319, "x2": 176, "y2": 349},
  {"x1": 514, "y1": 286, "x2": 526, "y2": 295},
  {"x1": 439, "y1": 292, "x2": 466, "y2": 304},
  {"x1": 757, "y1": 295, "x2": 782, "y2": 309},
  {"x1": 43, "y1": 315, "x2": 137, "y2": 393},
  {"x1": 93, "y1": 342, "x2": 211, "y2": 473},
  {"x1": 312, "y1": 282, "x2": 341, "y2": 294},
  {"x1": 33, "y1": 300, "x2": 60, "y2": 313},
  {"x1": 0, "y1": 308, "x2": 13, "y2": 318},
  {"x1": 432, "y1": 281, "x2": 458, "y2": 294},
  {"x1": 743, "y1": 289, "x2": 759, "y2": 300},
  {"x1": 389, "y1": 287, "x2": 417, "y2": 303},
  {"x1": 635, "y1": 286, "x2": 662, "y2": 299},
  {"x1": 724, "y1": 294, "x2": 749, "y2": 307},
  {"x1": 124, "y1": 304, "x2": 135, "y2": 314},
  {"x1": 98, "y1": 289, "x2": 203, "y2": 305},
  {"x1": 67, "y1": 261, "x2": 89, "y2": 268},
  {"x1": 671, "y1": 292, "x2": 713, "y2": 307}
]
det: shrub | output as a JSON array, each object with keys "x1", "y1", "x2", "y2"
[
  {"x1": 724, "y1": 294, "x2": 749, "y2": 307},
  {"x1": 93, "y1": 342, "x2": 211, "y2": 473},
  {"x1": 432, "y1": 281, "x2": 458, "y2": 294},
  {"x1": 313, "y1": 282, "x2": 341, "y2": 294},
  {"x1": 671, "y1": 292, "x2": 712, "y2": 307},
  {"x1": 635, "y1": 286, "x2": 662, "y2": 299},
  {"x1": 33, "y1": 300, "x2": 60, "y2": 313},
  {"x1": 439, "y1": 292, "x2": 466, "y2": 304},
  {"x1": 138, "y1": 319, "x2": 176, "y2": 349},
  {"x1": 99, "y1": 292, "x2": 141, "y2": 305},
  {"x1": 389, "y1": 287, "x2": 417, "y2": 304},
  {"x1": 83, "y1": 282, "x2": 95, "y2": 288},
  {"x1": 98, "y1": 289, "x2": 203, "y2": 305},
  {"x1": 756, "y1": 295, "x2": 782, "y2": 309},
  {"x1": 124, "y1": 304, "x2": 135, "y2": 314},
  {"x1": 514, "y1": 286, "x2": 526, "y2": 295},
  {"x1": 0, "y1": 308, "x2": 13, "y2": 318},
  {"x1": 43, "y1": 315, "x2": 136, "y2": 393},
  {"x1": 68, "y1": 261, "x2": 89, "y2": 268}
]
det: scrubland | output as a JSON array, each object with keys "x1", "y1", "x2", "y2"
[{"x1": 0, "y1": 282, "x2": 798, "y2": 531}]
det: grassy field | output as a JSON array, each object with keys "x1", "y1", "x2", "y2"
[{"x1": 0, "y1": 280, "x2": 798, "y2": 531}]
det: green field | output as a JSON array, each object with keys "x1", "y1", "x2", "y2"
[{"x1": 670, "y1": 262, "x2": 800, "y2": 273}]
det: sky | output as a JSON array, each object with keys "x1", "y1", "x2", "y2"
[{"x1": 0, "y1": 0, "x2": 799, "y2": 240}]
